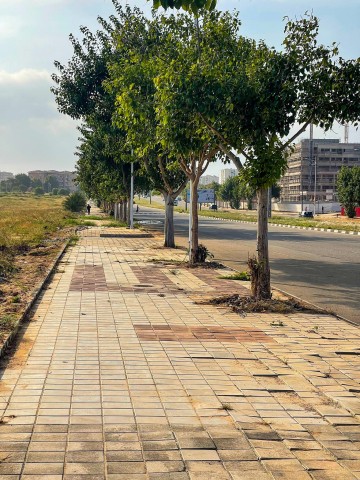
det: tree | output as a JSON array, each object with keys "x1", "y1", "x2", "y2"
[
  {"x1": 14, "y1": 174, "x2": 31, "y2": 192},
  {"x1": 337, "y1": 166, "x2": 360, "y2": 218},
  {"x1": 219, "y1": 176, "x2": 240, "y2": 209},
  {"x1": 106, "y1": 10, "x2": 187, "y2": 246},
  {"x1": 148, "y1": 12, "x2": 225, "y2": 262},
  {"x1": 45, "y1": 175, "x2": 59, "y2": 192}
]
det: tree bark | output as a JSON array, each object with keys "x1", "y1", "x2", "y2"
[
  {"x1": 251, "y1": 186, "x2": 271, "y2": 299},
  {"x1": 164, "y1": 193, "x2": 175, "y2": 248}
]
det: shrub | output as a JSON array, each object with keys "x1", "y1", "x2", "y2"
[
  {"x1": 34, "y1": 187, "x2": 45, "y2": 196},
  {"x1": 58, "y1": 188, "x2": 70, "y2": 195},
  {"x1": 194, "y1": 244, "x2": 214, "y2": 263},
  {"x1": 63, "y1": 192, "x2": 87, "y2": 213},
  {"x1": 52, "y1": 188, "x2": 59, "y2": 195}
]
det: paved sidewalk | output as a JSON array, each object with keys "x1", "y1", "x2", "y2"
[{"x1": 1, "y1": 227, "x2": 360, "y2": 480}]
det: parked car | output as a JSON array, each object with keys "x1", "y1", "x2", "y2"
[
  {"x1": 173, "y1": 200, "x2": 178, "y2": 206},
  {"x1": 209, "y1": 204, "x2": 218, "y2": 210},
  {"x1": 299, "y1": 211, "x2": 314, "y2": 218}
]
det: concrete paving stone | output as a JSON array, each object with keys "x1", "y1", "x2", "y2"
[
  {"x1": 27, "y1": 451, "x2": 66, "y2": 462},
  {"x1": 144, "y1": 450, "x2": 183, "y2": 461},
  {"x1": 107, "y1": 461, "x2": 147, "y2": 474},
  {"x1": 188, "y1": 473, "x2": 230, "y2": 480},
  {"x1": 22, "y1": 476, "x2": 63, "y2": 480},
  {"x1": 229, "y1": 473, "x2": 273, "y2": 480},
  {"x1": 63, "y1": 476, "x2": 105, "y2": 480},
  {"x1": 146, "y1": 461, "x2": 186, "y2": 473},
  {"x1": 311, "y1": 472, "x2": 359, "y2": 480},
  {"x1": 213, "y1": 438, "x2": 250, "y2": 450},
  {"x1": 64, "y1": 462, "x2": 105, "y2": 475},
  {"x1": 69, "y1": 424, "x2": 103, "y2": 433},
  {"x1": 0, "y1": 463, "x2": 23, "y2": 474},
  {"x1": 66, "y1": 451, "x2": 105, "y2": 463},
  {"x1": 340, "y1": 460, "x2": 360, "y2": 471},
  {"x1": 67, "y1": 441, "x2": 104, "y2": 451},
  {"x1": 22, "y1": 463, "x2": 64, "y2": 475},
  {"x1": 143, "y1": 440, "x2": 178, "y2": 450},
  {"x1": 181, "y1": 449, "x2": 220, "y2": 461},
  {"x1": 106, "y1": 450, "x2": 144, "y2": 462},
  {"x1": 261, "y1": 459, "x2": 307, "y2": 472},
  {"x1": 218, "y1": 449, "x2": 258, "y2": 461},
  {"x1": 106, "y1": 476, "x2": 147, "y2": 480},
  {"x1": 0, "y1": 441, "x2": 30, "y2": 451},
  {"x1": 185, "y1": 461, "x2": 226, "y2": 473},
  {"x1": 147, "y1": 474, "x2": 189, "y2": 479}
]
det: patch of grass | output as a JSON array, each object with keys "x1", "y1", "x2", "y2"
[
  {"x1": 105, "y1": 221, "x2": 128, "y2": 227},
  {"x1": 80, "y1": 215, "x2": 106, "y2": 220},
  {"x1": 219, "y1": 271, "x2": 251, "y2": 281},
  {"x1": 0, "y1": 315, "x2": 17, "y2": 338},
  {"x1": 68, "y1": 235, "x2": 79, "y2": 246}
]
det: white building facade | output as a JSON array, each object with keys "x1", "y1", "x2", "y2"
[{"x1": 220, "y1": 168, "x2": 237, "y2": 184}]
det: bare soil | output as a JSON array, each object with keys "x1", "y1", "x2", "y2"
[{"x1": 0, "y1": 228, "x2": 73, "y2": 347}]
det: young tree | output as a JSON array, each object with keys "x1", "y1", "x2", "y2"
[
  {"x1": 106, "y1": 12, "x2": 187, "y2": 246},
  {"x1": 337, "y1": 166, "x2": 360, "y2": 218}
]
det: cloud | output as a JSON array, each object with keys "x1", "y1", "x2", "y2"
[
  {"x1": 0, "y1": 67, "x2": 79, "y2": 173},
  {"x1": 0, "y1": 68, "x2": 51, "y2": 85}
]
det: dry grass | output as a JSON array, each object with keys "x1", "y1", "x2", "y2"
[
  {"x1": 203, "y1": 294, "x2": 327, "y2": 315},
  {"x1": 0, "y1": 195, "x2": 70, "y2": 249}
]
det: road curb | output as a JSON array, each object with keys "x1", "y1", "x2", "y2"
[
  {"x1": 0, "y1": 238, "x2": 71, "y2": 360},
  {"x1": 203, "y1": 215, "x2": 360, "y2": 236}
]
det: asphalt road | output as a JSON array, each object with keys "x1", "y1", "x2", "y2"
[{"x1": 135, "y1": 206, "x2": 360, "y2": 325}]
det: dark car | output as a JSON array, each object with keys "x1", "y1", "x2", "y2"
[
  {"x1": 209, "y1": 204, "x2": 218, "y2": 210},
  {"x1": 299, "y1": 211, "x2": 314, "y2": 218}
]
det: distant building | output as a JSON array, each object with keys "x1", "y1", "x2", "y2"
[
  {"x1": 28, "y1": 170, "x2": 77, "y2": 192},
  {"x1": 0, "y1": 171, "x2": 14, "y2": 182},
  {"x1": 278, "y1": 139, "x2": 360, "y2": 204},
  {"x1": 199, "y1": 174, "x2": 219, "y2": 185},
  {"x1": 220, "y1": 168, "x2": 237, "y2": 185}
]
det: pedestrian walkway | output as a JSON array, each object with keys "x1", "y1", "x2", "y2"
[{"x1": 1, "y1": 226, "x2": 360, "y2": 479}]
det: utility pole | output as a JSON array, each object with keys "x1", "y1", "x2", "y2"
[{"x1": 344, "y1": 122, "x2": 349, "y2": 143}]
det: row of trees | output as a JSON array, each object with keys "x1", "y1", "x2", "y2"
[
  {"x1": 52, "y1": 1, "x2": 360, "y2": 299},
  {"x1": 0, "y1": 174, "x2": 62, "y2": 194}
]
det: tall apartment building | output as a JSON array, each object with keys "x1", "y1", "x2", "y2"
[
  {"x1": 199, "y1": 174, "x2": 219, "y2": 185},
  {"x1": 279, "y1": 139, "x2": 360, "y2": 203},
  {"x1": 0, "y1": 171, "x2": 14, "y2": 182},
  {"x1": 220, "y1": 168, "x2": 237, "y2": 184},
  {"x1": 28, "y1": 170, "x2": 77, "y2": 192}
]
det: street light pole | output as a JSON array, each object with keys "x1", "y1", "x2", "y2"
[{"x1": 130, "y1": 151, "x2": 134, "y2": 229}]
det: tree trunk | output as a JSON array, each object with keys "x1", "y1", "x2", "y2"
[
  {"x1": 251, "y1": 186, "x2": 271, "y2": 299},
  {"x1": 189, "y1": 179, "x2": 199, "y2": 265},
  {"x1": 164, "y1": 193, "x2": 175, "y2": 248}
]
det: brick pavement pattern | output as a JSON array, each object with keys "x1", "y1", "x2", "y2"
[{"x1": 1, "y1": 227, "x2": 360, "y2": 479}]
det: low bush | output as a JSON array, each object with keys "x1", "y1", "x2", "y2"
[{"x1": 63, "y1": 192, "x2": 87, "y2": 213}]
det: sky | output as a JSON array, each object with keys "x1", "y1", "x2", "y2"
[{"x1": 0, "y1": 0, "x2": 359, "y2": 177}]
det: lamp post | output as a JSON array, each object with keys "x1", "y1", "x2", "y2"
[{"x1": 130, "y1": 150, "x2": 134, "y2": 229}]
